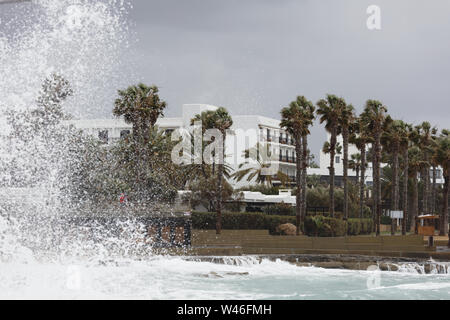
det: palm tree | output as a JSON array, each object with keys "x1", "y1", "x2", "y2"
[
  {"x1": 416, "y1": 122, "x2": 437, "y2": 215},
  {"x1": 280, "y1": 95, "x2": 315, "y2": 235},
  {"x1": 191, "y1": 107, "x2": 233, "y2": 234},
  {"x1": 316, "y1": 94, "x2": 345, "y2": 218},
  {"x1": 113, "y1": 84, "x2": 167, "y2": 144},
  {"x1": 361, "y1": 100, "x2": 388, "y2": 236},
  {"x1": 401, "y1": 123, "x2": 413, "y2": 235},
  {"x1": 232, "y1": 143, "x2": 289, "y2": 186},
  {"x1": 428, "y1": 127, "x2": 439, "y2": 215},
  {"x1": 408, "y1": 146, "x2": 428, "y2": 231},
  {"x1": 339, "y1": 104, "x2": 355, "y2": 222},
  {"x1": 382, "y1": 118, "x2": 409, "y2": 235},
  {"x1": 349, "y1": 153, "x2": 362, "y2": 183},
  {"x1": 349, "y1": 116, "x2": 371, "y2": 219},
  {"x1": 301, "y1": 111, "x2": 316, "y2": 226},
  {"x1": 431, "y1": 129, "x2": 449, "y2": 241},
  {"x1": 113, "y1": 83, "x2": 167, "y2": 193}
]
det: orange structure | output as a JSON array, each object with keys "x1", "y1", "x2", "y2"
[
  {"x1": 415, "y1": 215, "x2": 440, "y2": 247},
  {"x1": 415, "y1": 215, "x2": 440, "y2": 236}
]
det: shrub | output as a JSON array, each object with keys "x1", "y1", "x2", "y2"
[
  {"x1": 380, "y1": 215, "x2": 392, "y2": 225},
  {"x1": 191, "y1": 211, "x2": 296, "y2": 234},
  {"x1": 304, "y1": 216, "x2": 347, "y2": 237},
  {"x1": 264, "y1": 215, "x2": 297, "y2": 234},
  {"x1": 347, "y1": 218, "x2": 361, "y2": 236},
  {"x1": 192, "y1": 212, "x2": 373, "y2": 237},
  {"x1": 263, "y1": 203, "x2": 295, "y2": 216}
]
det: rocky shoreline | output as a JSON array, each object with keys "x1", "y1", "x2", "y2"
[{"x1": 186, "y1": 254, "x2": 450, "y2": 274}]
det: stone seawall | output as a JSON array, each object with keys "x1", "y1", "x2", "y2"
[{"x1": 189, "y1": 229, "x2": 450, "y2": 261}]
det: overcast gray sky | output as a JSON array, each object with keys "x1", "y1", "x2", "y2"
[
  {"x1": 2, "y1": 0, "x2": 449, "y2": 157},
  {"x1": 124, "y1": 0, "x2": 450, "y2": 157}
]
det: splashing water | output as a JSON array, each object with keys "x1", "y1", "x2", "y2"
[
  {"x1": 0, "y1": 0, "x2": 132, "y2": 117},
  {"x1": 1, "y1": 1, "x2": 450, "y2": 300}
]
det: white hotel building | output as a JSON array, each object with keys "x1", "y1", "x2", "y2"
[{"x1": 65, "y1": 104, "x2": 446, "y2": 188}]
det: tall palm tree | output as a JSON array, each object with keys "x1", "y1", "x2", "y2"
[
  {"x1": 349, "y1": 116, "x2": 371, "y2": 219},
  {"x1": 280, "y1": 95, "x2": 315, "y2": 235},
  {"x1": 339, "y1": 104, "x2": 355, "y2": 222},
  {"x1": 316, "y1": 94, "x2": 345, "y2": 218},
  {"x1": 382, "y1": 118, "x2": 409, "y2": 235},
  {"x1": 113, "y1": 84, "x2": 167, "y2": 144},
  {"x1": 361, "y1": 100, "x2": 388, "y2": 236},
  {"x1": 191, "y1": 107, "x2": 233, "y2": 234},
  {"x1": 416, "y1": 122, "x2": 437, "y2": 215},
  {"x1": 432, "y1": 129, "x2": 449, "y2": 241},
  {"x1": 429, "y1": 127, "x2": 439, "y2": 215},
  {"x1": 401, "y1": 123, "x2": 413, "y2": 235},
  {"x1": 349, "y1": 153, "x2": 362, "y2": 183},
  {"x1": 113, "y1": 83, "x2": 167, "y2": 192},
  {"x1": 408, "y1": 146, "x2": 428, "y2": 231},
  {"x1": 301, "y1": 119, "x2": 315, "y2": 223}
]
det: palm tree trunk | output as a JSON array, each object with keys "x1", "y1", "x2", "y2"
[
  {"x1": 432, "y1": 165, "x2": 437, "y2": 214},
  {"x1": 441, "y1": 173, "x2": 449, "y2": 239},
  {"x1": 374, "y1": 133, "x2": 382, "y2": 236},
  {"x1": 360, "y1": 145, "x2": 366, "y2": 219},
  {"x1": 411, "y1": 172, "x2": 419, "y2": 231},
  {"x1": 343, "y1": 127, "x2": 349, "y2": 222},
  {"x1": 295, "y1": 134, "x2": 303, "y2": 235},
  {"x1": 391, "y1": 150, "x2": 399, "y2": 235},
  {"x1": 356, "y1": 167, "x2": 360, "y2": 187},
  {"x1": 302, "y1": 135, "x2": 308, "y2": 224},
  {"x1": 422, "y1": 161, "x2": 429, "y2": 215},
  {"x1": 216, "y1": 134, "x2": 225, "y2": 234},
  {"x1": 378, "y1": 165, "x2": 382, "y2": 234},
  {"x1": 402, "y1": 149, "x2": 408, "y2": 235},
  {"x1": 329, "y1": 128, "x2": 337, "y2": 217}
]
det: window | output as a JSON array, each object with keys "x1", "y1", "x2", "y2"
[
  {"x1": 120, "y1": 130, "x2": 130, "y2": 139},
  {"x1": 98, "y1": 130, "x2": 109, "y2": 144},
  {"x1": 335, "y1": 156, "x2": 340, "y2": 164},
  {"x1": 267, "y1": 128, "x2": 271, "y2": 140}
]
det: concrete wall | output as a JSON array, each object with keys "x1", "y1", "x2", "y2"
[{"x1": 191, "y1": 230, "x2": 433, "y2": 257}]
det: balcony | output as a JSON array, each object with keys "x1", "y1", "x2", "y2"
[{"x1": 279, "y1": 156, "x2": 296, "y2": 163}]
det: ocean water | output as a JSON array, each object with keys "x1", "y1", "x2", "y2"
[{"x1": 1, "y1": 256, "x2": 449, "y2": 300}]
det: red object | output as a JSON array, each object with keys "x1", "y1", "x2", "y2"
[{"x1": 119, "y1": 193, "x2": 125, "y2": 203}]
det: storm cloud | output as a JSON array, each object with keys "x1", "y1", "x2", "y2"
[{"x1": 2, "y1": 0, "x2": 449, "y2": 156}]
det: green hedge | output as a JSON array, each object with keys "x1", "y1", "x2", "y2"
[
  {"x1": 347, "y1": 218, "x2": 373, "y2": 235},
  {"x1": 192, "y1": 212, "x2": 373, "y2": 237},
  {"x1": 380, "y1": 215, "x2": 392, "y2": 225},
  {"x1": 263, "y1": 203, "x2": 295, "y2": 216},
  {"x1": 192, "y1": 211, "x2": 296, "y2": 234},
  {"x1": 304, "y1": 216, "x2": 347, "y2": 237}
]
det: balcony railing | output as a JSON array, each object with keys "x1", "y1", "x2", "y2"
[{"x1": 279, "y1": 156, "x2": 296, "y2": 163}]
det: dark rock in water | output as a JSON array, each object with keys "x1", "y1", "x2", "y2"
[
  {"x1": 197, "y1": 271, "x2": 249, "y2": 278},
  {"x1": 224, "y1": 271, "x2": 249, "y2": 276}
]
